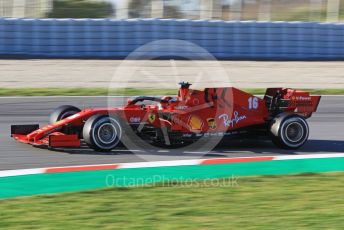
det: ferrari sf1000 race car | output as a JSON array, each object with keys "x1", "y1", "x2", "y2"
[{"x1": 11, "y1": 82, "x2": 321, "y2": 151}]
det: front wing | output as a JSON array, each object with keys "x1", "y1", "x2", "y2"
[{"x1": 11, "y1": 124, "x2": 80, "y2": 148}]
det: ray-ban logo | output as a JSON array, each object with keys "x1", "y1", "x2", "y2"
[{"x1": 218, "y1": 111, "x2": 247, "y2": 128}]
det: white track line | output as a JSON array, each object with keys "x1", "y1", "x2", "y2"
[
  {"x1": 0, "y1": 168, "x2": 45, "y2": 177},
  {"x1": 0, "y1": 153, "x2": 343, "y2": 178},
  {"x1": 118, "y1": 159, "x2": 200, "y2": 169},
  {"x1": 0, "y1": 95, "x2": 342, "y2": 99},
  {"x1": 274, "y1": 153, "x2": 344, "y2": 160}
]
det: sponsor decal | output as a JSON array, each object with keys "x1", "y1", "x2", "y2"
[
  {"x1": 53, "y1": 120, "x2": 65, "y2": 126},
  {"x1": 175, "y1": 105, "x2": 188, "y2": 110},
  {"x1": 218, "y1": 111, "x2": 247, "y2": 128},
  {"x1": 188, "y1": 115, "x2": 203, "y2": 131},
  {"x1": 148, "y1": 113, "x2": 156, "y2": 123},
  {"x1": 182, "y1": 131, "x2": 236, "y2": 138},
  {"x1": 207, "y1": 118, "x2": 216, "y2": 130},
  {"x1": 68, "y1": 113, "x2": 81, "y2": 119},
  {"x1": 290, "y1": 95, "x2": 313, "y2": 106},
  {"x1": 223, "y1": 130, "x2": 248, "y2": 136},
  {"x1": 295, "y1": 96, "x2": 312, "y2": 101},
  {"x1": 129, "y1": 117, "x2": 141, "y2": 123}
]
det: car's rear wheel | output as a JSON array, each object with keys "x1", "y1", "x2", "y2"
[
  {"x1": 50, "y1": 105, "x2": 81, "y2": 123},
  {"x1": 83, "y1": 115, "x2": 122, "y2": 152},
  {"x1": 269, "y1": 113, "x2": 309, "y2": 149}
]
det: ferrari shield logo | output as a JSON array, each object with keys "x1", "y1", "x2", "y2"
[
  {"x1": 148, "y1": 113, "x2": 156, "y2": 123},
  {"x1": 207, "y1": 118, "x2": 216, "y2": 130}
]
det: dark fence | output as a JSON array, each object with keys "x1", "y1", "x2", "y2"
[{"x1": 0, "y1": 18, "x2": 344, "y2": 59}]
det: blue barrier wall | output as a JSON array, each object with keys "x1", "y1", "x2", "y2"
[{"x1": 0, "y1": 18, "x2": 344, "y2": 59}]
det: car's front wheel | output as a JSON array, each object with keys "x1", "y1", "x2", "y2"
[
  {"x1": 50, "y1": 105, "x2": 81, "y2": 124},
  {"x1": 269, "y1": 113, "x2": 309, "y2": 149},
  {"x1": 49, "y1": 105, "x2": 81, "y2": 135},
  {"x1": 83, "y1": 115, "x2": 122, "y2": 152}
]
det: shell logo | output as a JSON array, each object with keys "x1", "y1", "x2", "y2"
[{"x1": 188, "y1": 115, "x2": 203, "y2": 131}]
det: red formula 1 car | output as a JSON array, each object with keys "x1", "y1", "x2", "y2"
[{"x1": 11, "y1": 82, "x2": 321, "y2": 151}]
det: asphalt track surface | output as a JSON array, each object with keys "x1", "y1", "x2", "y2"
[{"x1": 0, "y1": 96, "x2": 343, "y2": 170}]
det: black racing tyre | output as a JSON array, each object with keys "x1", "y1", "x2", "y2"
[
  {"x1": 50, "y1": 105, "x2": 81, "y2": 124},
  {"x1": 83, "y1": 115, "x2": 122, "y2": 152},
  {"x1": 269, "y1": 113, "x2": 309, "y2": 149}
]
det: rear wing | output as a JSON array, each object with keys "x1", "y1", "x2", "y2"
[{"x1": 264, "y1": 88, "x2": 321, "y2": 118}]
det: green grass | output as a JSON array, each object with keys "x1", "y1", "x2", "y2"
[
  {"x1": 0, "y1": 172, "x2": 343, "y2": 229},
  {"x1": 0, "y1": 88, "x2": 177, "y2": 96},
  {"x1": 0, "y1": 88, "x2": 343, "y2": 96}
]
